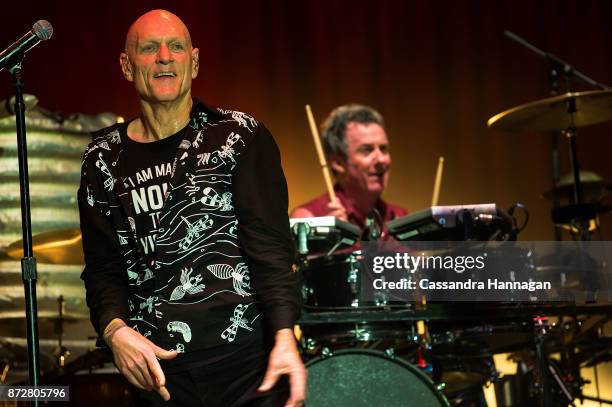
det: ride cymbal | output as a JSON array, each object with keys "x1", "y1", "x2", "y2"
[{"x1": 488, "y1": 90, "x2": 612, "y2": 132}]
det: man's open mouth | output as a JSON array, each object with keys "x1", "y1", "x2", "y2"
[{"x1": 153, "y1": 72, "x2": 177, "y2": 78}]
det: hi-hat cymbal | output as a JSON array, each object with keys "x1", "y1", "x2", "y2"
[
  {"x1": 488, "y1": 90, "x2": 612, "y2": 132},
  {"x1": 543, "y1": 171, "x2": 612, "y2": 201},
  {"x1": 6, "y1": 228, "x2": 83, "y2": 265}
]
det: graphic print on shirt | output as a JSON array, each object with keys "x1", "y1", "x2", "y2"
[
  {"x1": 155, "y1": 131, "x2": 247, "y2": 270},
  {"x1": 221, "y1": 303, "x2": 254, "y2": 343},
  {"x1": 123, "y1": 162, "x2": 174, "y2": 257},
  {"x1": 128, "y1": 294, "x2": 162, "y2": 327},
  {"x1": 177, "y1": 215, "x2": 214, "y2": 252},
  {"x1": 217, "y1": 109, "x2": 257, "y2": 132},
  {"x1": 207, "y1": 263, "x2": 251, "y2": 297},
  {"x1": 96, "y1": 152, "x2": 116, "y2": 192},
  {"x1": 167, "y1": 320, "x2": 192, "y2": 342},
  {"x1": 169, "y1": 267, "x2": 206, "y2": 301},
  {"x1": 196, "y1": 132, "x2": 244, "y2": 169}
]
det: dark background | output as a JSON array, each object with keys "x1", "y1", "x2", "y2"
[{"x1": 1, "y1": 0, "x2": 612, "y2": 239}]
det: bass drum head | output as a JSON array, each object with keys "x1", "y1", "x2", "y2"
[{"x1": 306, "y1": 349, "x2": 449, "y2": 407}]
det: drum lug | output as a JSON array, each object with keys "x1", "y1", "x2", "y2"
[
  {"x1": 301, "y1": 284, "x2": 313, "y2": 300},
  {"x1": 354, "y1": 328, "x2": 371, "y2": 341},
  {"x1": 321, "y1": 347, "x2": 333, "y2": 358},
  {"x1": 435, "y1": 382, "x2": 446, "y2": 392},
  {"x1": 384, "y1": 348, "x2": 396, "y2": 359},
  {"x1": 347, "y1": 268, "x2": 358, "y2": 284},
  {"x1": 374, "y1": 292, "x2": 388, "y2": 306},
  {"x1": 304, "y1": 337, "x2": 317, "y2": 351}
]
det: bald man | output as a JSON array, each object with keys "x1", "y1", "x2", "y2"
[{"x1": 78, "y1": 10, "x2": 305, "y2": 406}]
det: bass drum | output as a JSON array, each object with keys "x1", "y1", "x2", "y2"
[{"x1": 306, "y1": 349, "x2": 449, "y2": 407}]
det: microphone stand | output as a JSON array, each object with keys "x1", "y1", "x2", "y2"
[{"x1": 7, "y1": 60, "x2": 41, "y2": 401}]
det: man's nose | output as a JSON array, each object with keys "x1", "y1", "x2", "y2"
[
  {"x1": 373, "y1": 148, "x2": 390, "y2": 168},
  {"x1": 372, "y1": 148, "x2": 386, "y2": 163},
  {"x1": 156, "y1": 44, "x2": 173, "y2": 64}
]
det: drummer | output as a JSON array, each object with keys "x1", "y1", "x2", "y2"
[{"x1": 291, "y1": 104, "x2": 407, "y2": 234}]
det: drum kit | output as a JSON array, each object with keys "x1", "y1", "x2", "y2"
[
  {"x1": 0, "y1": 93, "x2": 611, "y2": 406},
  {"x1": 0, "y1": 227, "x2": 142, "y2": 406},
  {"x1": 292, "y1": 90, "x2": 612, "y2": 407}
]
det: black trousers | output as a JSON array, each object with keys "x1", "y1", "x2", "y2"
[{"x1": 137, "y1": 349, "x2": 289, "y2": 407}]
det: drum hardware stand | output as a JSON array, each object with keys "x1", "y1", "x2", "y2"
[
  {"x1": 533, "y1": 317, "x2": 577, "y2": 407},
  {"x1": 324, "y1": 239, "x2": 343, "y2": 258},
  {"x1": 549, "y1": 56, "x2": 563, "y2": 242},
  {"x1": 5, "y1": 60, "x2": 42, "y2": 399},
  {"x1": 504, "y1": 31, "x2": 610, "y2": 241},
  {"x1": 52, "y1": 295, "x2": 70, "y2": 372},
  {"x1": 581, "y1": 395, "x2": 612, "y2": 406},
  {"x1": 547, "y1": 362, "x2": 577, "y2": 407}
]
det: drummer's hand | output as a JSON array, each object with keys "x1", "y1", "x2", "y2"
[
  {"x1": 258, "y1": 328, "x2": 306, "y2": 407},
  {"x1": 104, "y1": 318, "x2": 177, "y2": 401},
  {"x1": 326, "y1": 199, "x2": 348, "y2": 221}
]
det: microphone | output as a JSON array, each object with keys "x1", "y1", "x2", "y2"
[
  {"x1": 362, "y1": 209, "x2": 382, "y2": 241},
  {"x1": 0, "y1": 20, "x2": 53, "y2": 72},
  {"x1": 294, "y1": 222, "x2": 310, "y2": 256}
]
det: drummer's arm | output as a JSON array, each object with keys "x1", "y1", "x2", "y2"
[{"x1": 291, "y1": 201, "x2": 348, "y2": 221}]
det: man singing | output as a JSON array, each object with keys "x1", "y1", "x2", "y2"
[{"x1": 78, "y1": 9, "x2": 305, "y2": 406}]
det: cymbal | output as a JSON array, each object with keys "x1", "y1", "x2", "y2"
[
  {"x1": 0, "y1": 312, "x2": 93, "y2": 341},
  {"x1": 6, "y1": 228, "x2": 83, "y2": 265},
  {"x1": 0, "y1": 340, "x2": 54, "y2": 372},
  {"x1": 543, "y1": 171, "x2": 612, "y2": 201},
  {"x1": 488, "y1": 89, "x2": 612, "y2": 132}
]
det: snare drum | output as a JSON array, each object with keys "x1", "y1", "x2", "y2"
[{"x1": 306, "y1": 349, "x2": 450, "y2": 407}]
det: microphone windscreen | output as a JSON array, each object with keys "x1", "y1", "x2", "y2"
[{"x1": 32, "y1": 20, "x2": 53, "y2": 41}]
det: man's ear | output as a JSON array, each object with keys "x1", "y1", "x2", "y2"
[
  {"x1": 191, "y1": 48, "x2": 199, "y2": 79},
  {"x1": 119, "y1": 53, "x2": 134, "y2": 82},
  {"x1": 330, "y1": 156, "x2": 346, "y2": 175}
]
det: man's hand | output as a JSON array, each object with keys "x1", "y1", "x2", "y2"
[
  {"x1": 104, "y1": 318, "x2": 177, "y2": 401},
  {"x1": 326, "y1": 199, "x2": 348, "y2": 221},
  {"x1": 258, "y1": 328, "x2": 306, "y2": 407}
]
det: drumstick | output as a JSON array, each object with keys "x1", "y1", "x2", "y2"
[
  {"x1": 431, "y1": 156, "x2": 444, "y2": 206},
  {"x1": 305, "y1": 104, "x2": 337, "y2": 202}
]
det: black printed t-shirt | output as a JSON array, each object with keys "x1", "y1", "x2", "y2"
[{"x1": 119, "y1": 123, "x2": 187, "y2": 266}]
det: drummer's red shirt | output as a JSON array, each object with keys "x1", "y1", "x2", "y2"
[{"x1": 294, "y1": 184, "x2": 408, "y2": 230}]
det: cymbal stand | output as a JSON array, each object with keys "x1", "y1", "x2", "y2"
[
  {"x1": 548, "y1": 55, "x2": 563, "y2": 241},
  {"x1": 562, "y1": 118, "x2": 592, "y2": 241},
  {"x1": 533, "y1": 317, "x2": 577, "y2": 407},
  {"x1": 504, "y1": 31, "x2": 610, "y2": 241},
  {"x1": 52, "y1": 295, "x2": 70, "y2": 372}
]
